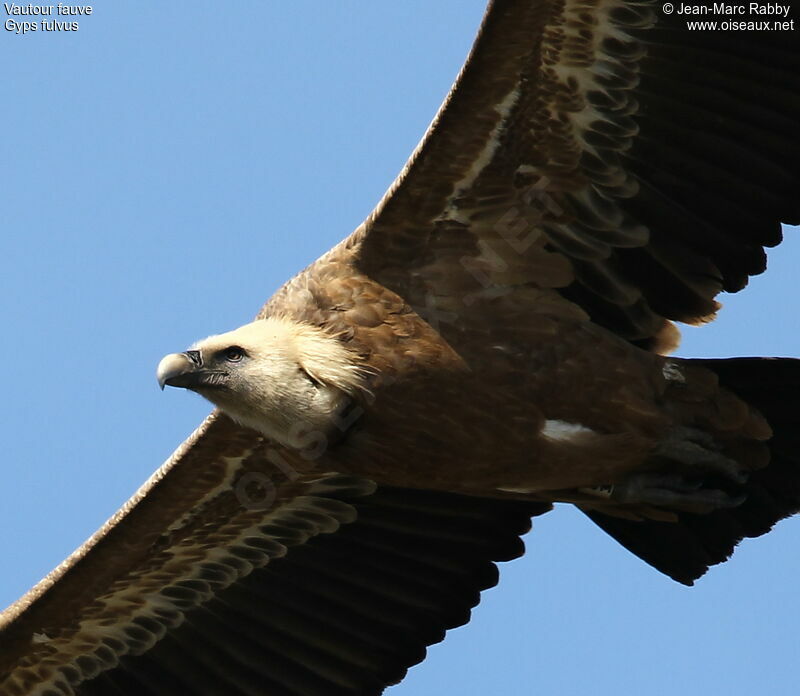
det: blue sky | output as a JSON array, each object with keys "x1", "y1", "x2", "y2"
[{"x1": 2, "y1": 2, "x2": 799, "y2": 694}]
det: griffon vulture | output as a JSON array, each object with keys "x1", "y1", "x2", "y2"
[{"x1": 3, "y1": 1, "x2": 800, "y2": 695}]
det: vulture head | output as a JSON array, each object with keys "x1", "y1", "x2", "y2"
[{"x1": 157, "y1": 318, "x2": 366, "y2": 446}]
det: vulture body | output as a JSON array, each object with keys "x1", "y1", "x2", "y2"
[{"x1": 3, "y1": 1, "x2": 800, "y2": 694}]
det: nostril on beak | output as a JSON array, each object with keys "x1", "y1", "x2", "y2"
[{"x1": 185, "y1": 350, "x2": 203, "y2": 367}]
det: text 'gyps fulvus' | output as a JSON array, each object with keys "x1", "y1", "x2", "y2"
[{"x1": 3, "y1": 1, "x2": 800, "y2": 694}]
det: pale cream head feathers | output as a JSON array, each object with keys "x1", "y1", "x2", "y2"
[{"x1": 159, "y1": 317, "x2": 367, "y2": 447}]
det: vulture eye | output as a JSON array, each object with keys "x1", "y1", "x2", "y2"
[{"x1": 222, "y1": 346, "x2": 246, "y2": 363}]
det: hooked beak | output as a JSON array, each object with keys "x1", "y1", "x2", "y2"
[{"x1": 157, "y1": 351, "x2": 224, "y2": 391}]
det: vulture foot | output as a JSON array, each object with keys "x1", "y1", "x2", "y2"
[{"x1": 608, "y1": 471, "x2": 746, "y2": 514}]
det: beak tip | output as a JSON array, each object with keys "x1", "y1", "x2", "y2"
[{"x1": 157, "y1": 352, "x2": 194, "y2": 391}]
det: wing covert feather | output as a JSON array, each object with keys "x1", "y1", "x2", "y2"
[
  {"x1": 1, "y1": 415, "x2": 548, "y2": 695},
  {"x1": 352, "y1": 0, "x2": 799, "y2": 351}
]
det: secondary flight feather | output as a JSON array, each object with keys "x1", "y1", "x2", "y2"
[{"x1": 2, "y1": 1, "x2": 799, "y2": 694}]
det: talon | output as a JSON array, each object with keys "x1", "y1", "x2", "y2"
[{"x1": 578, "y1": 484, "x2": 614, "y2": 498}]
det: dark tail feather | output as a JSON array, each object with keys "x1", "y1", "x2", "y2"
[{"x1": 583, "y1": 357, "x2": 800, "y2": 586}]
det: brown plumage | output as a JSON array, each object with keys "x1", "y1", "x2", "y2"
[{"x1": 2, "y1": 1, "x2": 800, "y2": 694}]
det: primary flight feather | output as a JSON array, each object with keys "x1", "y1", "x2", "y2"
[{"x1": 2, "y1": 1, "x2": 799, "y2": 694}]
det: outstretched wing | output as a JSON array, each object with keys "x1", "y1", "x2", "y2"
[
  {"x1": 353, "y1": 0, "x2": 799, "y2": 352},
  {"x1": 0, "y1": 413, "x2": 549, "y2": 695}
]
